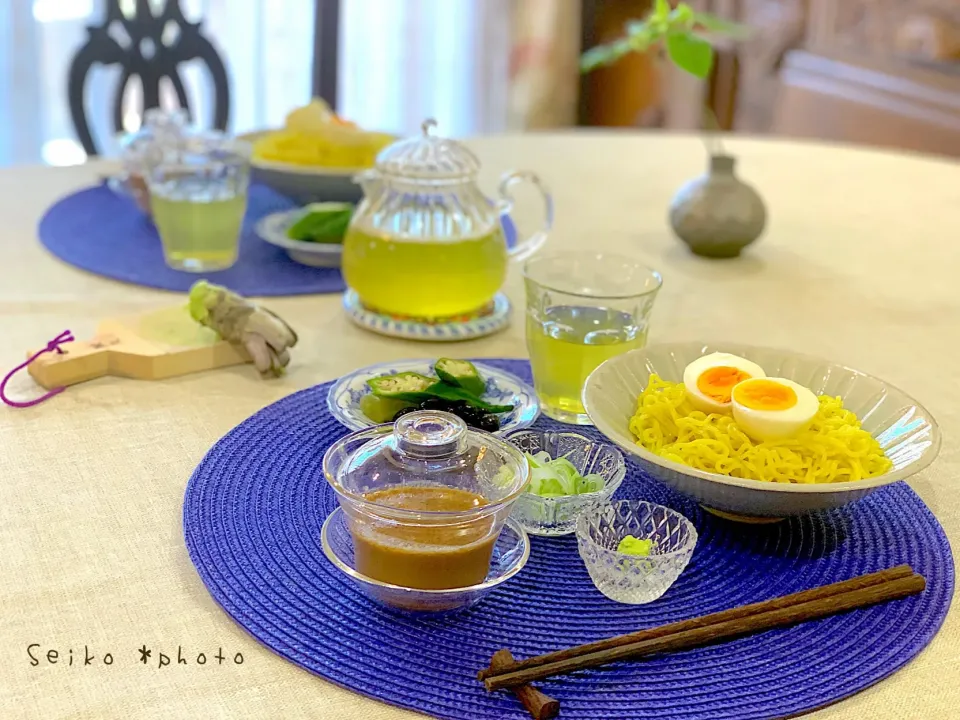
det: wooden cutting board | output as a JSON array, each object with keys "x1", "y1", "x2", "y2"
[{"x1": 28, "y1": 306, "x2": 250, "y2": 390}]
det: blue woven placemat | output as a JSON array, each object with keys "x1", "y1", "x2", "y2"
[
  {"x1": 183, "y1": 359, "x2": 954, "y2": 720},
  {"x1": 38, "y1": 183, "x2": 345, "y2": 296}
]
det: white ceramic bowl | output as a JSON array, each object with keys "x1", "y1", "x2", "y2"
[
  {"x1": 239, "y1": 130, "x2": 366, "y2": 205},
  {"x1": 255, "y1": 209, "x2": 343, "y2": 268},
  {"x1": 582, "y1": 342, "x2": 940, "y2": 521},
  {"x1": 326, "y1": 359, "x2": 540, "y2": 434}
]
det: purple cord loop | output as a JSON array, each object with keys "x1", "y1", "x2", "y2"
[{"x1": 1, "y1": 329, "x2": 75, "y2": 408}]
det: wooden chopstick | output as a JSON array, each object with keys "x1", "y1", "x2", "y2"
[
  {"x1": 488, "y1": 649, "x2": 559, "y2": 720},
  {"x1": 483, "y1": 567, "x2": 924, "y2": 691},
  {"x1": 479, "y1": 564, "x2": 912, "y2": 682}
]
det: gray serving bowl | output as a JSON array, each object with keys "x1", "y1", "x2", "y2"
[
  {"x1": 583, "y1": 342, "x2": 940, "y2": 523},
  {"x1": 240, "y1": 130, "x2": 364, "y2": 205}
]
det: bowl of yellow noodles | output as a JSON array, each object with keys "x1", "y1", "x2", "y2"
[
  {"x1": 582, "y1": 342, "x2": 940, "y2": 522},
  {"x1": 241, "y1": 100, "x2": 395, "y2": 204}
]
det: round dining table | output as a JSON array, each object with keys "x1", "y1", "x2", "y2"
[{"x1": 1, "y1": 133, "x2": 957, "y2": 719}]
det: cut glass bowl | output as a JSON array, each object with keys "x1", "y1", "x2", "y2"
[{"x1": 577, "y1": 500, "x2": 697, "y2": 604}]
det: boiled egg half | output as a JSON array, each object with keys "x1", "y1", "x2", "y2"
[
  {"x1": 682, "y1": 353, "x2": 766, "y2": 414},
  {"x1": 731, "y1": 377, "x2": 820, "y2": 442}
]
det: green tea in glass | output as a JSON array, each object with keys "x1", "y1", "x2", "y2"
[
  {"x1": 145, "y1": 133, "x2": 251, "y2": 272},
  {"x1": 524, "y1": 252, "x2": 662, "y2": 424}
]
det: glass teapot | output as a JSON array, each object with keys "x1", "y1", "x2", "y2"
[{"x1": 342, "y1": 119, "x2": 553, "y2": 319}]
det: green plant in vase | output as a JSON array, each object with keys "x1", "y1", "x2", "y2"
[
  {"x1": 581, "y1": 0, "x2": 749, "y2": 81},
  {"x1": 581, "y1": 1, "x2": 769, "y2": 259}
]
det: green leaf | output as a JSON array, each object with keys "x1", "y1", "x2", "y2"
[
  {"x1": 653, "y1": 0, "x2": 670, "y2": 21},
  {"x1": 692, "y1": 12, "x2": 753, "y2": 40},
  {"x1": 666, "y1": 31, "x2": 715, "y2": 78},
  {"x1": 286, "y1": 205, "x2": 353, "y2": 242},
  {"x1": 671, "y1": 2, "x2": 695, "y2": 28},
  {"x1": 580, "y1": 37, "x2": 633, "y2": 72}
]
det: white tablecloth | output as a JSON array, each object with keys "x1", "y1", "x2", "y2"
[{"x1": 1, "y1": 134, "x2": 957, "y2": 719}]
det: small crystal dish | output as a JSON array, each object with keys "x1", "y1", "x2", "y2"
[
  {"x1": 321, "y1": 508, "x2": 530, "y2": 614},
  {"x1": 576, "y1": 500, "x2": 697, "y2": 604},
  {"x1": 504, "y1": 430, "x2": 626, "y2": 536}
]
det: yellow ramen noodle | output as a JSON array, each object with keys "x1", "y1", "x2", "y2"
[
  {"x1": 252, "y1": 130, "x2": 393, "y2": 169},
  {"x1": 629, "y1": 375, "x2": 893, "y2": 483}
]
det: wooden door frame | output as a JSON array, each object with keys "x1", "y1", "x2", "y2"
[{"x1": 313, "y1": 0, "x2": 340, "y2": 106}]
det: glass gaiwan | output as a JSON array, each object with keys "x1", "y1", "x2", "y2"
[
  {"x1": 322, "y1": 411, "x2": 531, "y2": 611},
  {"x1": 342, "y1": 119, "x2": 554, "y2": 319},
  {"x1": 118, "y1": 108, "x2": 191, "y2": 215}
]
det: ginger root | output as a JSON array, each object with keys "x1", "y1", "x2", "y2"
[{"x1": 188, "y1": 281, "x2": 298, "y2": 378}]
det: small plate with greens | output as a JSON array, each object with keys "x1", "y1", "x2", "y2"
[
  {"x1": 255, "y1": 202, "x2": 354, "y2": 268},
  {"x1": 327, "y1": 358, "x2": 540, "y2": 434},
  {"x1": 504, "y1": 429, "x2": 626, "y2": 536}
]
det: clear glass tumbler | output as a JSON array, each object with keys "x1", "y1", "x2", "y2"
[
  {"x1": 524, "y1": 252, "x2": 662, "y2": 424},
  {"x1": 144, "y1": 132, "x2": 251, "y2": 272}
]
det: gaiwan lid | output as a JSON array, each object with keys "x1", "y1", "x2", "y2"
[
  {"x1": 374, "y1": 119, "x2": 481, "y2": 181},
  {"x1": 328, "y1": 411, "x2": 528, "y2": 509},
  {"x1": 119, "y1": 108, "x2": 191, "y2": 171}
]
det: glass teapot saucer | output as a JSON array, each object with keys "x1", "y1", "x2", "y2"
[{"x1": 342, "y1": 289, "x2": 511, "y2": 341}]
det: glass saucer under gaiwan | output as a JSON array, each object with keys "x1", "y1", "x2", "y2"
[
  {"x1": 320, "y1": 411, "x2": 532, "y2": 614},
  {"x1": 321, "y1": 508, "x2": 530, "y2": 614}
]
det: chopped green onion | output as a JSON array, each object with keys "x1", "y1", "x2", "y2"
[{"x1": 524, "y1": 451, "x2": 606, "y2": 498}]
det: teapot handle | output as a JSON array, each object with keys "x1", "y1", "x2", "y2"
[{"x1": 497, "y1": 170, "x2": 553, "y2": 262}]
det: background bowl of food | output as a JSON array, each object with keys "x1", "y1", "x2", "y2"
[
  {"x1": 582, "y1": 342, "x2": 940, "y2": 522},
  {"x1": 255, "y1": 202, "x2": 353, "y2": 267},
  {"x1": 240, "y1": 99, "x2": 394, "y2": 205}
]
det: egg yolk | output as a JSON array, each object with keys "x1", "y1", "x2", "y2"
[
  {"x1": 733, "y1": 380, "x2": 798, "y2": 411},
  {"x1": 696, "y1": 366, "x2": 754, "y2": 403}
]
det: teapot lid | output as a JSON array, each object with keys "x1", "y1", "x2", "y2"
[{"x1": 375, "y1": 119, "x2": 481, "y2": 181}]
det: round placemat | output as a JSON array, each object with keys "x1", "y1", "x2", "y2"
[
  {"x1": 183, "y1": 359, "x2": 954, "y2": 720},
  {"x1": 38, "y1": 183, "x2": 345, "y2": 296}
]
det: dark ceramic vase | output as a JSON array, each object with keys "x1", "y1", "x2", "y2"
[{"x1": 669, "y1": 154, "x2": 767, "y2": 258}]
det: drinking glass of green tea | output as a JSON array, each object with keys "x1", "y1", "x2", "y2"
[
  {"x1": 145, "y1": 133, "x2": 251, "y2": 272},
  {"x1": 524, "y1": 252, "x2": 662, "y2": 424}
]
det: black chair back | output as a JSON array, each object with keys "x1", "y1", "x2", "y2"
[{"x1": 68, "y1": 0, "x2": 229, "y2": 156}]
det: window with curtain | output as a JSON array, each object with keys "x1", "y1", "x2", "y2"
[
  {"x1": 338, "y1": 0, "x2": 512, "y2": 137},
  {"x1": 0, "y1": 0, "x2": 579, "y2": 168}
]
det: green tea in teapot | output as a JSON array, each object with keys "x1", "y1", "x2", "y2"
[
  {"x1": 342, "y1": 228, "x2": 508, "y2": 318},
  {"x1": 341, "y1": 119, "x2": 553, "y2": 318}
]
